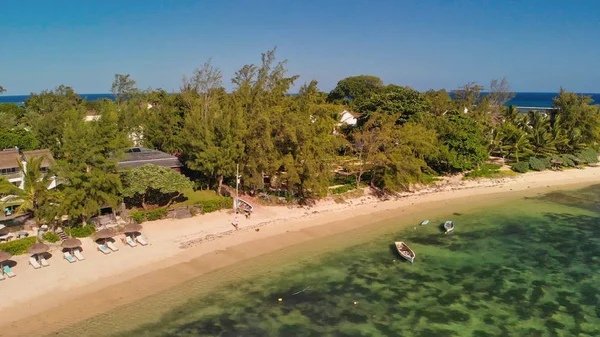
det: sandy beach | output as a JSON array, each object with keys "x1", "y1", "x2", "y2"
[{"x1": 1, "y1": 167, "x2": 600, "y2": 336}]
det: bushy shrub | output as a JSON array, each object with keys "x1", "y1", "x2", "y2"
[
  {"x1": 146, "y1": 208, "x2": 168, "y2": 221},
  {"x1": 330, "y1": 184, "x2": 355, "y2": 195},
  {"x1": 481, "y1": 163, "x2": 502, "y2": 170},
  {"x1": 556, "y1": 154, "x2": 576, "y2": 167},
  {"x1": 511, "y1": 161, "x2": 529, "y2": 173},
  {"x1": 198, "y1": 197, "x2": 232, "y2": 214},
  {"x1": 131, "y1": 211, "x2": 144, "y2": 224},
  {"x1": 330, "y1": 175, "x2": 355, "y2": 186},
  {"x1": 65, "y1": 224, "x2": 96, "y2": 238},
  {"x1": 528, "y1": 157, "x2": 551, "y2": 171},
  {"x1": 42, "y1": 232, "x2": 60, "y2": 243},
  {"x1": 0, "y1": 237, "x2": 36, "y2": 255},
  {"x1": 421, "y1": 174, "x2": 442, "y2": 185},
  {"x1": 131, "y1": 208, "x2": 169, "y2": 223},
  {"x1": 577, "y1": 148, "x2": 599, "y2": 164},
  {"x1": 464, "y1": 163, "x2": 502, "y2": 179}
]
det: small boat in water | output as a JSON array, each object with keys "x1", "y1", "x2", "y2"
[
  {"x1": 444, "y1": 221, "x2": 454, "y2": 234},
  {"x1": 421, "y1": 220, "x2": 429, "y2": 225},
  {"x1": 395, "y1": 241, "x2": 415, "y2": 263}
]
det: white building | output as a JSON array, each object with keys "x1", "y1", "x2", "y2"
[
  {"x1": 0, "y1": 148, "x2": 57, "y2": 190},
  {"x1": 339, "y1": 110, "x2": 358, "y2": 126}
]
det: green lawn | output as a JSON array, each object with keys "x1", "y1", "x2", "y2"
[{"x1": 170, "y1": 189, "x2": 226, "y2": 208}]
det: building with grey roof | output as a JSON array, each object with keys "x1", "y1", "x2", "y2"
[{"x1": 117, "y1": 147, "x2": 182, "y2": 172}]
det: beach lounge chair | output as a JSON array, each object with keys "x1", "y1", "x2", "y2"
[
  {"x1": 106, "y1": 241, "x2": 119, "y2": 252},
  {"x1": 29, "y1": 257, "x2": 41, "y2": 269},
  {"x1": 63, "y1": 252, "x2": 77, "y2": 263},
  {"x1": 126, "y1": 236, "x2": 137, "y2": 247},
  {"x1": 40, "y1": 255, "x2": 49, "y2": 267},
  {"x1": 97, "y1": 244, "x2": 111, "y2": 254},
  {"x1": 73, "y1": 249, "x2": 85, "y2": 261},
  {"x1": 3, "y1": 265, "x2": 15, "y2": 278},
  {"x1": 29, "y1": 256, "x2": 42, "y2": 269},
  {"x1": 136, "y1": 236, "x2": 148, "y2": 246}
]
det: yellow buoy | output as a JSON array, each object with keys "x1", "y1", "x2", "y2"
[
  {"x1": 353, "y1": 301, "x2": 358, "y2": 305},
  {"x1": 278, "y1": 298, "x2": 283, "y2": 302}
]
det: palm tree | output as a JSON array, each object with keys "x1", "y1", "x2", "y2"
[
  {"x1": 551, "y1": 115, "x2": 569, "y2": 154},
  {"x1": 0, "y1": 156, "x2": 58, "y2": 225},
  {"x1": 502, "y1": 105, "x2": 520, "y2": 124},
  {"x1": 501, "y1": 124, "x2": 533, "y2": 162},
  {"x1": 565, "y1": 127, "x2": 586, "y2": 153},
  {"x1": 527, "y1": 111, "x2": 557, "y2": 157}
]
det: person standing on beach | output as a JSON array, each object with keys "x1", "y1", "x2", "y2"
[{"x1": 233, "y1": 213, "x2": 239, "y2": 230}]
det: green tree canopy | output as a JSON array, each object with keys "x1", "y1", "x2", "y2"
[
  {"x1": 423, "y1": 89, "x2": 452, "y2": 116},
  {"x1": 327, "y1": 75, "x2": 383, "y2": 107},
  {"x1": 58, "y1": 108, "x2": 129, "y2": 224},
  {"x1": 121, "y1": 164, "x2": 194, "y2": 209},
  {"x1": 141, "y1": 90, "x2": 184, "y2": 154},
  {"x1": 0, "y1": 103, "x2": 26, "y2": 120},
  {"x1": 356, "y1": 85, "x2": 427, "y2": 124},
  {"x1": 431, "y1": 112, "x2": 488, "y2": 172},
  {"x1": 0, "y1": 128, "x2": 39, "y2": 150},
  {"x1": 552, "y1": 89, "x2": 600, "y2": 150},
  {"x1": 274, "y1": 80, "x2": 336, "y2": 198},
  {"x1": 25, "y1": 86, "x2": 85, "y2": 156},
  {"x1": 231, "y1": 48, "x2": 299, "y2": 190},
  {"x1": 353, "y1": 112, "x2": 436, "y2": 193},
  {"x1": 111, "y1": 74, "x2": 139, "y2": 103},
  {"x1": 182, "y1": 88, "x2": 244, "y2": 195}
]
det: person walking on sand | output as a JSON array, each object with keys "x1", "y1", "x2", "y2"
[{"x1": 232, "y1": 214, "x2": 239, "y2": 230}]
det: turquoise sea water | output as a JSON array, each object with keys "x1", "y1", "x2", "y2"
[{"x1": 57, "y1": 185, "x2": 600, "y2": 336}]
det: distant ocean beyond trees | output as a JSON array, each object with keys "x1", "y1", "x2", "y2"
[{"x1": 2, "y1": 92, "x2": 599, "y2": 107}]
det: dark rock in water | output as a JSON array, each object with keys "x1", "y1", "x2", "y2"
[{"x1": 453, "y1": 212, "x2": 462, "y2": 216}]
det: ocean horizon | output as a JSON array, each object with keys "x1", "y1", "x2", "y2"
[{"x1": 1, "y1": 92, "x2": 599, "y2": 108}]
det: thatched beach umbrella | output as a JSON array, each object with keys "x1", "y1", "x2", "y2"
[
  {"x1": 0, "y1": 251, "x2": 12, "y2": 269},
  {"x1": 95, "y1": 228, "x2": 116, "y2": 244},
  {"x1": 27, "y1": 243, "x2": 49, "y2": 255},
  {"x1": 28, "y1": 242, "x2": 50, "y2": 263},
  {"x1": 0, "y1": 251, "x2": 11, "y2": 263},
  {"x1": 61, "y1": 238, "x2": 82, "y2": 250},
  {"x1": 123, "y1": 223, "x2": 142, "y2": 234}
]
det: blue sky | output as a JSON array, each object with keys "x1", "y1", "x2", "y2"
[{"x1": 1, "y1": 0, "x2": 599, "y2": 95}]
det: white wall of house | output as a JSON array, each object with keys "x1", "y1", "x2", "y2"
[
  {"x1": 84, "y1": 115, "x2": 101, "y2": 122},
  {"x1": 11, "y1": 159, "x2": 57, "y2": 190},
  {"x1": 339, "y1": 110, "x2": 358, "y2": 126}
]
